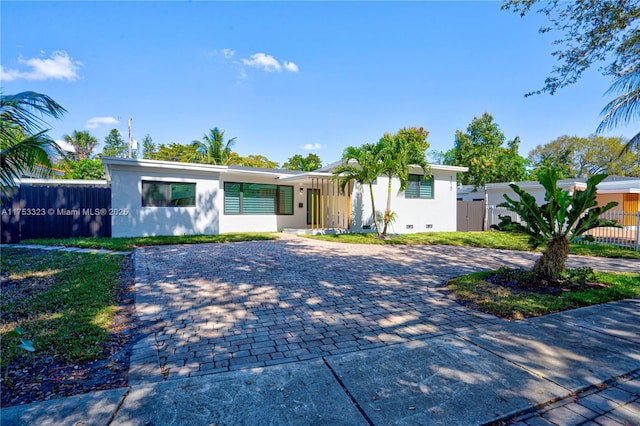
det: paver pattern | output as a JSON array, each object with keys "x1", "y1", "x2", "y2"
[
  {"x1": 509, "y1": 371, "x2": 640, "y2": 426},
  {"x1": 129, "y1": 235, "x2": 637, "y2": 383}
]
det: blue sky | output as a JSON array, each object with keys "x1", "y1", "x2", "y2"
[{"x1": 1, "y1": 1, "x2": 632, "y2": 166}]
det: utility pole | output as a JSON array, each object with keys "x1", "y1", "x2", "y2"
[{"x1": 128, "y1": 117, "x2": 132, "y2": 159}]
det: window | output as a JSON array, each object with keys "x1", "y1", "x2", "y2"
[
  {"x1": 224, "y1": 182, "x2": 293, "y2": 215},
  {"x1": 405, "y1": 174, "x2": 434, "y2": 199},
  {"x1": 142, "y1": 181, "x2": 196, "y2": 207}
]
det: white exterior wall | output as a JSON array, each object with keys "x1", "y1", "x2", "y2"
[
  {"x1": 109, "y1": 166, "x2": 221, "y2": 237},
  {"x1": 351, "y1": 169, "x2": 459, "y2": 233},
  {"x1": 219, "y1": 174, "x2": 308, "y2": 233},
  {"x1": 486, "y1": 184, "x2": 581, "y2": 207}
]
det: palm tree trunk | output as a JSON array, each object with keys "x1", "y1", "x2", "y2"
[
  {"x1": 368, "y1": 183, "x2": 382, "y2": 237},
  {"x1": 533, "y1": 235, "x2": 570, "y2": 280},
  {"x1": 381, "y1": 174, "x2": 393, "y2": 237}
]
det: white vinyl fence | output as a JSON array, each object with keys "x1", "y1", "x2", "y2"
[{"x1": 487, "y1": 206, "x2": 640, "y2": 251}]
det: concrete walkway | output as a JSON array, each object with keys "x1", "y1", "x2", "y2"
[
  {"x1": 2, "y1": 236, "x2": 639, "y2": 425},
  {"x1": 2, "y1": 243, "x2": 131, "y2": 256}
]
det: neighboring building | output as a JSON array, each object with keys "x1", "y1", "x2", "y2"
[
  {"x1": 458, "y1": 180, "x2": 587, "y2": 206},
  {"x1": 457, "y1": 177, "x2": 640, "y2": 229},
  {"x1": 102, "y1": 157, "x2": 467, "y2": 238}
]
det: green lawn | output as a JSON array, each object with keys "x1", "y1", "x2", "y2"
[
  {"x1": 307, "y1": 231, "x2": 640, "y2": 259},
  {"x1": 447, "y1": 270, "x2": 640, "y2": 320},
  {"x1": 21, "y1": 232, "x2": 277, "y2": 252},
  {"x1": 1, "y1": 248, "x2": 124, "y2": 371}
]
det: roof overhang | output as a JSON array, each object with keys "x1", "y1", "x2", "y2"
[{"x1": 101, "y1": 157, "x2": 228, "y2": 180}]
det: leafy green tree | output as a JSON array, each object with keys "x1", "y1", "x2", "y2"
[
  {"x1": 597, "y1": 68, "x2": 640, "y2": 156},
  {"x1": 332, "y1": 143, "x2": 388, "y2": 237},
  {"x1": 101, "y1": 128, "x2": 128, "y2": 158},
  {"x1": 63, "y1": 158, "x2": 105, "y2": 180},
  {"x1": 492, "y1": 169, "x2": 620, "y2": 280},
  {"x1": 379, "y1": 127, "x2": 430, "y2": 236},
  {"x1": 283, "y1": 153, "x2": 322, "y2": 171},
  {"x1": 152, "y1": 142, "x2": 198, "y2": 162},
  {"x1": 502, "y1": 0, "x2": 640, "y2": 96},
  {"x1": 233, "y1": 154, "x2": 279, "y2": 169},
  {"x1": 529, "y1": 135, "x2": 640, "y2": 178},
  {"x1": 191, "y1": 127, "x2": 236, "y2": 165},
  {"x1": 141, "y1": 134, "x2": 156, "y2": 160},
  {"x1": 1, "y1": 91, "x2": 66, "y2": 195},
  {"x1": 63, "y1": 130, "x2": 98, "y2": 161},
  {"x1": 446, "y1": 113, "x2": 529, "y2": 186}
]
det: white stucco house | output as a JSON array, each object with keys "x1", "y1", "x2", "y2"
[{"x1": 102, "y1": 157, "x2": 467, "y2": 238}]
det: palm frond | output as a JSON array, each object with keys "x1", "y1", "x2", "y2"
[{"x1": 0, "y1": 91, "x2": 66, "y2": 136}]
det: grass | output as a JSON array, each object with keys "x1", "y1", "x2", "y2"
[
  {"x1": 308, "y1": 231, "x2": 640, "y2": 259},
  {"x1": 0, "y1": 248, "x2": 124, "y2": 370},
  {"x1": 21, "y1": 232, "x2": 277, "y2": 252},
  {"x1": 447, "y1": 269, "x2": 640, "y2": 320}
]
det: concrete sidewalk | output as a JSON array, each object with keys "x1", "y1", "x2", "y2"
[{"x1": 3, "y1": 298, "x2": 639, "y2": 426}]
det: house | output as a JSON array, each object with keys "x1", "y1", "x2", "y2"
[
  {"x1": 457, "y1": 176, "x2": 640, "y2": 230},
  {"x1": 101, "y1": 157, "x2": 467, "y2": 238}
]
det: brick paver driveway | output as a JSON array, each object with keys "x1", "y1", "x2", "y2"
[{"x1": 128, "y1": 235, "x2": 637, "y2": 383}]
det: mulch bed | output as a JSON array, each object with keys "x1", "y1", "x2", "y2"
[
  {"x1": 1, "y1": 256, "x2": 137, "y2": 408},
  {"x1": 484, "y1": 269, "x2": 608, "y2": 295}
]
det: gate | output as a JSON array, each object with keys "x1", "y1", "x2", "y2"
[
  {"x1": 1, "y1": 184, "x2": 111, "y2": 243},
  {"x1": 457, "y1": 201, "x2": 485, "y2": 231}
]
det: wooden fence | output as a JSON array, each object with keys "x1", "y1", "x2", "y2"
[{"x1": 1, "y1": 184, "x2": 111, "y2": 243}]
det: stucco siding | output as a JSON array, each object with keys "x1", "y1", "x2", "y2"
[
  {"x1": 596, "y1": 193, "x2": 623, "y2": 213},
  {"x1": 110, "y1": 167, "x2": 220, "y2": 237},
  {"x1": 352, "y1": 169, "x2": 459, "y2": 233}
]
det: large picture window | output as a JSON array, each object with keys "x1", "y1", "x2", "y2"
[
  {"x1": 405, "y1": 174, "x2": 434, "y2": 199},
  {"x1": 142, "y1": 181, "x2": 196, "y2": 207},
  {"x1": 224, "y1": 182, "x2": 293, "y2": 215}
]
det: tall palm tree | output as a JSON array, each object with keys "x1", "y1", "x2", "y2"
[
  {"x1": 63, "y1": 130, "x2": 98, "y2": 161},
  {"x1": 378, "y1": 129, "x2": 430, "y2": 237},
  {"x1": 191, "y1": 127, "x2": 237, "y2": 165},
  {"x1": 332, "y1": 143, "x2": 387, "y2": 237},
  {"x1": 1, "y1": 91, "x2": 66, "y2": 195},
  {"x1": 597, "y1": 67, "x2": 640, "y2": 155}
]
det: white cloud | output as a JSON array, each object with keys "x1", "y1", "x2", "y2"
[
  {"x1": 242, "y1": 53, "x2": 282, "y2": 72},
  {"x1": 0, "y1": 51, "x2": 81, "y2": 82},
  {"x1": 221, "y1": 48, "x2": 235, "y2": 59},
  {"x1": 283, "y1": 61, "x2": 299, "y2": 73},
  {"x1": 85, "y1": 116, "x2": 119, "y2": 129},
  {"x1": 56, "y1": 139, "x2": 75, "y2": 153},
  {"x1": 302, "y1": 143, "x2": 325, "y2": 150},
  {"x1": 241, "y1": 53, "x2": 299, "y2": 73}
]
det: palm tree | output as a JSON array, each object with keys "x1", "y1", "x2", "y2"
[
  {"x1": 493, "y1": 168, "x2": 620, "y2": 280},
  {"x1": 379, "y1": 128, "x2": 430, "y2": 237},
  {"x1": 597, "y1": 67, "x2": 640, "y2": 155},
  {"x1": 191, "y1": 127, "x2": 237, "y2": 165},
  {"x1": 1, "y1": 91, "x2": 66, "y2": 195},
  {"x1": 63, "y1": 130, "x2": 98, "y2": 161},
  {"x1": 332, "y1": 143, "x2": 387, "y2": 237}
]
